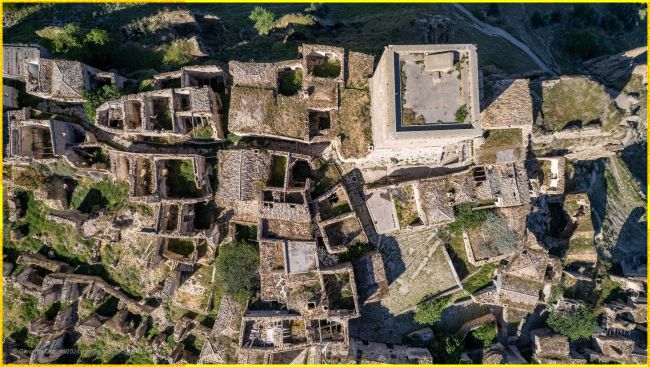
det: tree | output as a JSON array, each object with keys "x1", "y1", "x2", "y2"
[
  {"x1": 447, "y1": 203, "x2": 488, "y2": 234},
  {"x1": 249, "y1": 6, "x2": 276, "y2": 35},
  {"x1": 215, "y1": 241, "x2": 260, "y2": 302},
  {"x1": 565, "y1": 30, "x2": 602, "y2": 60},
  {"x1": 85, "y1": 28, "x2": 110, "y2": 45},
  {"x1": 51, "y1": 23, "x2": 82, "y2": 55},
  {"x1": 472, "y1": 323, "x2": 497, "y2": 347},
  {"x1": 427, "y1": 332, "x2": 463, "y2": 363},
  {"x1": 530, "y1": 11, "x2": 545, "y2": 29},
  {"x1": 547, "y1": 306, "x2": 598, "y2": 340},
  {"x1": 413, "y1": 296, "x2": 450, "y2": 325},
  {"x1": 83, "y1": 85, "x2": 125, "y2": 122}
]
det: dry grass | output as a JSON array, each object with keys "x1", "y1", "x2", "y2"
[
  {"x1": 338, "y1": 88, "x2": 372, "y2": 159},
  {"x1": 541, "y1": 77, "x2": 622, "y2": 132},
  {"x1": 346, "y1": 51, "x2": 374, "y2": 89},
  {"x1": 476, "y1": 128, "x2": 523, "y2": 164}
]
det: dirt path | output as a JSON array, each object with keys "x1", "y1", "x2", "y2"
[{"x1": 452, "y1": 3, "x2": 558, "y2": 74}]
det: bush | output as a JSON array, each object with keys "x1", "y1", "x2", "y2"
[
  {"x1": 547, "y1": 305, "x2": 598, "y2": 340},
  {"x1": 483, "y1": 211, "x2": 517, "y2": 255},
  {"x1": 427, "y1": 332, "x2": 463, "y2": 363},
  {"x1": 447, "y1": 203, "x2": 488, "y2": 234},
  {"x1": 472, "y1": 323, "x2": 497, "y2": 347},
  {"x1": 454, "y1": 104, "x2": 468, "y2": 123},
  {"x1": 83, "y1": 85, "x2": 125, "y2": 122},
  {"x1": 161, "y1": 39, "x2": 195, "y2": 69},
  {"x1": 278, "y1": 69, "x2": 303, "y2": 96},
  {"x1": 414, "y1": 295, "x2": 450, "y2": 325},
  {"x1": 250, "y1": 7, "x2": 276, "y2": 35},
  {"x1": 565, "y1": 30, "x2": 602, "y2": 60},
  {"x1": 530, "y1": 11, "x2": 545, "y2": 29},
  {"x1": 215, "y1": 241, "x2": 260, "y2": 302}
]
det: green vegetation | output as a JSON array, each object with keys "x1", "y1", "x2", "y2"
[
  {"x1": 278, "y1": 69, "x2": 303, "y2": 96},
  {"x1": 393, "y1": 189, "x2": 421, "y2": 228},
  {"x1": 454, "y1": 104, "x2": 469, "y2": 123},
  {"x1": 427, "y1": 331, "x2": 463, "y2": 364},
  {"x1": 191, "y1": 126, "x2": 214, "y2": 140},
  {"x1": 36, "y1": 23, "x2": 113, "y2": 65},
  {"x1": 160, "y1": 39, "x2": 196, "y2": 69},
  {"x1": 565, "y1": 30, "x2": 604, "y2": 60},
  {"x1": 413, "y1": 295, "x2": 451, "y2": 325},
  {"x1": 541, "y1": 77, "x2": 621, "y2": 132},
  {"x1": 477, "y1": 128, "x2": 522, "y2": 164},
  {"x1": 274, "y1": 13, "x2": 315, "y2": 28},
  {"x1": 3, "y1": 283, "x2": 41, "y2": 350},
  {"x1": 70, "y1": 179, "x2": 130, "y2": 214},
  {"x1": 249, "y1": 6, "x2": 276, "y2": 35},
  {"x1": 470, "y1": 323, "x2": 497, "y2": 347},
  {"x1": 462, "y1": 262, "x2": 497, "y2": 293},
  {"x1": 226, "y1": 133, "x2": 243, "y2": 145},
  {"x1": 339, "y1": 88, "x2": 372, "y2": 159},
  {"x1": 165, "y1": 160, "x2": 203, "y2": 198},
  {"x1": 546, "y1": 305, "x2": 598, "y2": 340},
  {"x1": 167, "y1": 238, "x2": 195, "y2": 257},
  {"x1": 268, "y1": 155, "x2": 287, "y2": 187},
  {"x1": 447, "y1": 203, "x2": 488, "y2": 234},
  {"x1": 338, "y1": 241, "x2": 374, "y2": 262},
  {"x1": 12, "y1": 166, "x2": 48, "y2": 190},
  {"x1": 83, "y1": 85, "x2": 125, "y2": 122},
  {"x1": 547, "y1": 284, "x2": 565, "y2": 305},
  {"x1": 312, "y1": 59, "x2": 341, "y2": 78},
  {"x1": 215, "y1": 241, "x2": 260, "y2": 302}
]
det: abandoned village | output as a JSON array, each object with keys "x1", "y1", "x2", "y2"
[{"x1": 2, "y1": 7, "x2": 647, "y2": 365}]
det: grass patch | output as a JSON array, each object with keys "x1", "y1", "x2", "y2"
[
  {"x1": 338, "y1": 88, "x2": 372, "y2": 159},
  {"x1": 164, "y1": 160, "x2": 203, "y2": 198},
  {"x1": 477, "y1": 128, "x2": 522, "y2": 164},
  {"x1": 70, "y1": 179, "x2": 130, "y2": 214},
  {"x1": 447, "y1": 203, "x2": 488, "y2": 235},
  {"x1": 160, "y1": 39, "x2": 196, "y2": 70},
  {"x1": 541, "y1": 77, "x2": 622, "y2": 132},
  {"x1": 278, "y1": 69, "x2": 303, "y2": 96},
  {"x1": 312, "y1": 59, "x2": 341, "y2": 78},
  {"x1": 268, "y1": 155, "x2": 287, "y2": 188},
  {"x1": 167, "y1": 238, "x2": 195, "y2": 257},
  {"x1": 462, "y1": 262, "x2": 497, "y2": 293},
  {"x1": 190, "y1": 125, "x2": 214, "y2": 140}
]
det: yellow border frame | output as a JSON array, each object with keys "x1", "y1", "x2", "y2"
[{"x1": 0, "y1": 1, "x2": 647, "y2": 366}]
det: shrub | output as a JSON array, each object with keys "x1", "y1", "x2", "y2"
[
  {"x1": 312, "y1": 59, "x2": 341, "y2": 78},
  {"x1": 161, "y1": 39, "x2": 195, "y2": 69},
  {"x1": 472, "y1": 323, "x2": 497, "y2": 347},
  {"x1": 454, "y1": 104, "x2": 468, "y2": 123},
  {"x1": 565, "y1": 30, "x2": 602, "y2": 60},
  {"x1": 215, "y1": 241, "x2": 260, "y2": 302},
  {"x1": 483, "y1": 211, "x2": 517, "y2": 255},
  {"x1": 83, "y1": 85, "x2": 125, "y2": 122},
  {"x1": 249, "y1": 7, "x2": 276, "y2": 35},
  {"x1": 278, "y1": 69, "x2": 303, "y2": 96},
  {"x1": 547, "y1": 305, "x2": 598, "y2": 340},
  {"x1": 413, "y1": 295, "x2": 451, "y2": 325},
  {"x1": 427, "y1": 331, "x2": 463, "y2": 363},
  {"x1": 447, "y1": 203, "x2": 488, "y2": 234},
  {"x1": 85, "y1": 28, "x2": 110, "y2": 45}
]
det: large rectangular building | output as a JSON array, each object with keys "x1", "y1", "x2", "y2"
[{"x1": 370, "y1": 44, "x2": 482, "y2": 150}]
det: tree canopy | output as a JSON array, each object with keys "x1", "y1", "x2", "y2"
[
  {"x1": 249, "y1": 7, "x2": 276, "y2": 36},
  {"x1": 215, "y1": 241, "x2": 260, "y2": 302},
  {"x1": 413, "y1": 295, "x2": 450, "y2": 325},
  {"x1": 546, "y1": 305, "x2": 598, "y2": 340}
]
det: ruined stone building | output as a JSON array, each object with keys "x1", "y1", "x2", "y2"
[
  {"x1": 94, "y1": 86, "x2": 224, "y2": 140},
  {"x1": 108, "y1": 151, "x2": 212, "y2": 202},
  {"x1": 5, "y1": 108, "x2": 88, "y2": 164},
  {"x1": 152, "y1": 64, "x2": 226, "y2": 91},
  {"x1": 3, "y1": 44, "x2": 125, "y2": 103},
  {"x1": 228, "y1": 44, "x2": 361, "y2": 143}
]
